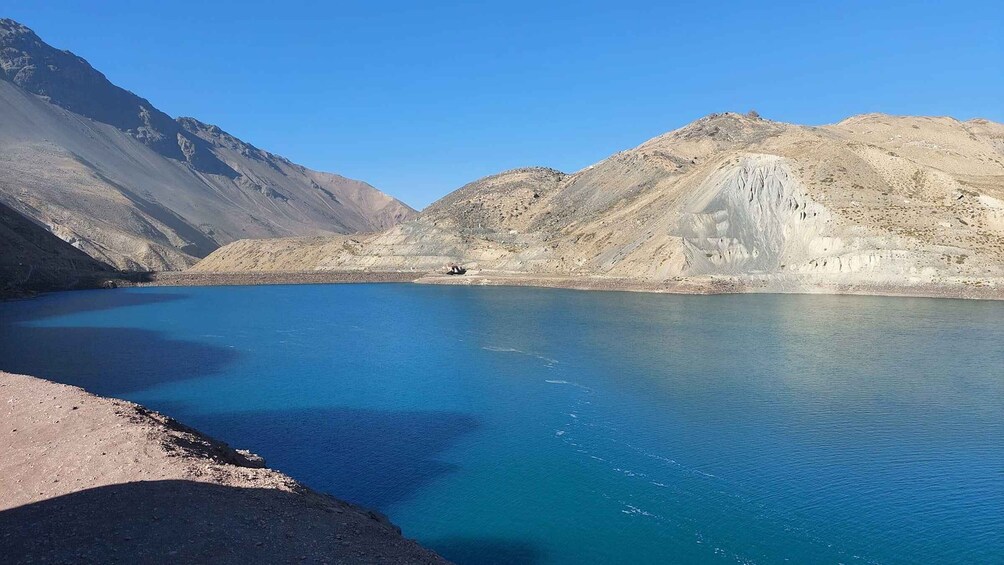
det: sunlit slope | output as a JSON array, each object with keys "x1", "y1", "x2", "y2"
[{"x1": 194, "y1": 112, "x2": 1004, "y2": 293}]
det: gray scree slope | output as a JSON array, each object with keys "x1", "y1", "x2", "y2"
[{"x1": 0, "y1": 19, "x2": 415, "y2": 271}]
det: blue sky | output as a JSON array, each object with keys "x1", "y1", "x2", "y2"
[{"x1": 7, "y1": 1, "x2": 1002, "y2": 209}]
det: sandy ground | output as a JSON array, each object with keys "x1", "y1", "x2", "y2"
[
  {"x1": 415, "y1": 271, "x2": 1004, "y2": 300},
  {"x1": 0, "y1": 371, "x2": 449, "y2": 564}
]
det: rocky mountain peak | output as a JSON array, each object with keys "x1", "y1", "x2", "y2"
[
  {"x1": 0, "y1": 19, "x2": 234, "y2": 175},
  {"x1": 677, "y1": 112, "x2": 783, "y2": 140},
  {"x1": 637, "y1": 112, "x2": 789, "y2": 155},
  {"x1": 0, "y1": 18, "x2": 33, "y2": 37}
]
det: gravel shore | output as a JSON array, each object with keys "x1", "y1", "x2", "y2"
[
  {"x1": 130, "y1": 269, "x2": 1004, "y2": 301},
  {"x1": 0, "y1": 372, "x2": 449, "y2": 564},
  {"x1": 415, "y1": 271, "x2": 1004, "y2": 300},
  {"x1": 136, "y1": 271, "x2": 422, "y2": 288}
]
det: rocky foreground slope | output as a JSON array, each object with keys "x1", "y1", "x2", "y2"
[
  {"x1": 194, "y1": 112, "x2": 1004, "y2": 298},
  {"x1": 0, "y1": 19, "x2": 414, "y2": 271},
  {"x1": 0, "y1": 372, "x2": 447, "y2": 564}
]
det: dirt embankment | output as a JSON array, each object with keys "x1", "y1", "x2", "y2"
[
  {"x1": 130, "y1": 267, "x2": 1004, "y2": 301},
  {"x1": 137, "y1": 270, "x2": 421, "y2": 288},
  {"x1": 0, "y1": 372, "x2": 449, "y2": 564},
  {"x1": 414, "y1": 271, "x2": 1004, "y2": 300}
]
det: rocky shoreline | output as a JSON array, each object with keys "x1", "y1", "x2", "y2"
[
  {"x1": 128, "y1": 269, "x2": 1004, "y2": 301},
  {"x1": 8, "y1": 267, "x2": 1000, "y2": 302},
  {"x1": 415, "y1": 271, "x2": 1004, "y2": 300},
  {"x1": 135, "y1": 270, "x2": 422, "y2": 288},
  {"x1": 0, "y1": 372, "x2": 449, "y2": 564}
]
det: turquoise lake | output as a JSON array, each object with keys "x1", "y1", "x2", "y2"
[{"x1": 1, "y1": 284, "x2": 1001, "y2": 564}]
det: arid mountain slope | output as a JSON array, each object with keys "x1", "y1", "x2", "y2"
[
  {"x1": 194, "y1": 113, "x2": 1004, "y2": 297},
  {"x1": 0, "y1": 19, "x2": 414, "y2": 271}
]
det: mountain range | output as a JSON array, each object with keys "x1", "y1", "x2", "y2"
[
  {"x1": 195, "y1": 112, "x2": 1004, "y2": 298},
  {"x1": 3, "y1": 18, "x2": 1003, "y2": 299},
  {"x1": 0, "y1": 18, "x2": 414, "y2": 274}
]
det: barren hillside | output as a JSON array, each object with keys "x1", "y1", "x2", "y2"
[
  {"x1": 194, "y1": 113, "x2": 1004, "y2": 298},
  {"x1": 0, "y1": 19, "x2": 414, "y2": 271}
]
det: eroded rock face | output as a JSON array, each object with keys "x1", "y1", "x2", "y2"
[{"x1": 680, "y1": 155, "x2": 831, "y2": 275}]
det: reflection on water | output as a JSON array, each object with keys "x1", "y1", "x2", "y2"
[{"x1": 1, "y1": 285, "x2": 1001, "y2": 564}]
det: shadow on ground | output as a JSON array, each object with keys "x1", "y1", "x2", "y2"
[
  {"x1": 0, "y1": 480, "x2": 441, "y2": 564},
  {"x1": 183, "y1": 406, "x2": 481, "y2": 512}
]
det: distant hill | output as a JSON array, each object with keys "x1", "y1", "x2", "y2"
[
  {"x1": 194, "y1": 112, "x2": 1004, "y2": 298},
  {"x1": 0, "y1": 19, "x2": 415, "y2": 271}
]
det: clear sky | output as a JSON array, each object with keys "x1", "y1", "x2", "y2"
[{"x1": 6, "y1": 1, "x2": 1002, "y2": 209}]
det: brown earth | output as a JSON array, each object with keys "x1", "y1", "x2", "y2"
[
  {"x1": 137, "y1": 270, "x2": 420, "y2": 288},
  {"x1": 0, "y1": 372, "x2": 449, "y2": 565}
]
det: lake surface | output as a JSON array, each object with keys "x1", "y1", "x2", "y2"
[{"x1": 1, "y1": 284, "x2": 1002, "y2": 564}]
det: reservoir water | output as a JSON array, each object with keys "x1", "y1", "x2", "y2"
[{"x1": 1, "y1": 284, "x2": 1001, "y2": 564}]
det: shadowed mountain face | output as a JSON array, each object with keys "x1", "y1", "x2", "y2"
[
  {"x1": 0, "y1": 200, "x2": 132, "y2": 296},
  {"x1": 0, "y1": 19, "x2": 415, "y2": 271}
]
